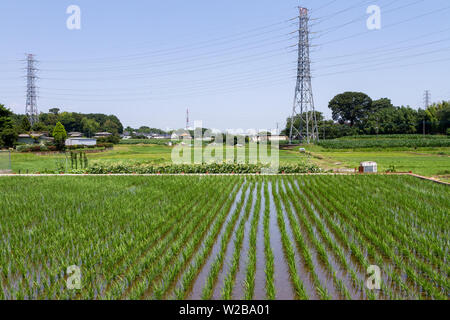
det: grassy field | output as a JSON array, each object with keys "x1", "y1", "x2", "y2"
[
  {"x1": 0, "y1": 175, "x2": 448, "y2": 300},
  {"x1": 7, "y1": 143, "x2": 450, "y2": 179},
  {"x1": 302, "y1": 145, "x2": 450, "y2": 178}
]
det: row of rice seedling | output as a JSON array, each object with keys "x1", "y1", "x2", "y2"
[
  {"x1": 282, "y1": 178, "x2": 354, "y2": 300},
  {"x1": 124, "y1": 179, "x2": 236, "y2": 300},
  {"x1": 0, "y1": 175, "x2": 447, "y2": 300},
  {"x1": 242, "y1": 183, "x2": 262, "y2": 300},
  {"x1": 0, "y1": 176, "x2": 240, "y2": 300},
  {"x1": 172, "y1": 179, "x2": 244, "y2": 299},
  {"x1": 262, "y1": 182, "x2": 276, "y2": 300},
  {"x1": 309, "y1": 175, "x2": 447, "y2": 299},
  {"x1": 0, "y1": 177, "x2": 191, "y2": 299},
  {"x1": 278, "y1": 179, "x2": 336, "y2": 300},
  {"x1": 200, "y1": 182, "x2": 251, "y2": 299},
  {"x1": 271, "y1": 179, "x2": 308, "y2": 300},
  {"x1": 293, "y1": 177, "x2": 381, "y2": 300},
  {"x1": 309, "y1": 176, "x2": 420, "y2": 299},
  {"x1": 220, "y1": 183, "x2": 256, "y2": 300},
  {"x1": 335, "y1": 176, "x2": 448, "y2": 295}
]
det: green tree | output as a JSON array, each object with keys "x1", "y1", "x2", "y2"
[
  {"x1": 49, "y1": 108, "x2": 60, "y2": 115},
  {"x1": 81, "y1": 118, "x2": 100, "y2": 137},
  {"x1": 0, "y1": 104, "x2": 17, "y2": 147},
  {"x1": 21, "y1": 116, "x2": 32, "y2": 132},
  {"x1": 53, "y1": 122, "x2": 68, "y2": 150},
  {"x1": 103, "y1": 119, "x2": 120, "y2": 134},
  {"x1": 328, "y1": 92, "x2": 373, "y2": 127}
]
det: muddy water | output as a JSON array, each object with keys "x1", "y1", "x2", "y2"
[
  {"x1": 282, "y1": 180, "x2": 340, "y2": 300},
  {"x1": 233, "y1": 185, "x2": 257, "y2": 299},
  {"x1": 267, "y1": 181, "x2": 295, "y2": 300},
  {"x1": 278, "y1": 181, "x2": 318, "y2": 300},
  {"x1": 212, "y1": 186, "x2": 252, "y2": 300},
  {"x1": 253, "y1": 183, "x2": 266, "y2": 300},
  {"x1": 187, "y1": 184, "x2": 246, "y2": 300}
]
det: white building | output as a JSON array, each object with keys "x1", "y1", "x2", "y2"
[{"x1": 65, "y1": 138, "x2": 97, "y2": 146}]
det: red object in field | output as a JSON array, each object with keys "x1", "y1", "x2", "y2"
[
  {"x1": 282, "y1": 171, "x2": 285, "y2": 175},
  {"x1": 358, "y1": 166, "x2": 364, "y2": 173},
  {"x1": 409, "y1": 171, "x2": 413, "y2": 174}
]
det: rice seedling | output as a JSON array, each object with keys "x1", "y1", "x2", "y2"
[{"x1": 0, "y1": 175, "x2": 447, "y2": 300}]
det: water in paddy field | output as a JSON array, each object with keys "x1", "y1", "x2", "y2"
[
  {"x1": 267, "y1": 181, "x2": 295, "y2": 300},
  {"x1": 187, "y1": 184, "x2": 247, "y2": 300},
  {"x1": 232, "y1": 185, "x2": 257, "y2": 299},
  {"x1": 212, "y1": 186, "x2": 252, "y2": 300},
  {"x1": 278, "y1": 181, "x2": 318, "y2": 300},
  {"x1": 283, "y1": 180, "x2": 340, "y2": 300},
  {"x1": 253, "y1": 182, "x2": 267, "y2": 300}
]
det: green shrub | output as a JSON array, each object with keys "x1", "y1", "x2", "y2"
[{"x1": 85, "y1": 162, "x2": 322, "y2": 174}]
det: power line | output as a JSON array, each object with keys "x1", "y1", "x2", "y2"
[{"x1": 318, "y1": 4, "x2": 450, "y2": 47}]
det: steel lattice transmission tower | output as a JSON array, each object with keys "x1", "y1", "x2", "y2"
[
  {"x1": 289, "y1": 7, "x2": 319, "y2": 144},
  {"x1": 25, "y1": 54, "x2": 39, "y2": 126},
  {"x1": 186, "y1": 108, "x2": 190, "y2": 130},
  {"x1": 424, "y1": 90, "x2": 431, "y2": 108}
]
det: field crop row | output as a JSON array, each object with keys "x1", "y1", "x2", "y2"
[
  {"x1": 318, "y1": 138, "x2": 450, "y2": 149},
  {"x1": 0, "y1": 175, "x2": 448, "y2": 300}
]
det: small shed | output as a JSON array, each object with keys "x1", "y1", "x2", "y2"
[{"x1": 359, "y1": 161, "x2": 378, "y2": 173}]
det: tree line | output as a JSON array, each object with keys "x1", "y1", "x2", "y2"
[
  {"x1": 285, "y1": 92, "x2": 449, "y2": 140},
  {"x1": 0, "y1": 104, "x2": 124, "y2": 148}
]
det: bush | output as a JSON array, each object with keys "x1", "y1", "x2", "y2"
[
  {"x1": 97, "y1": 143, "x2": 114, "y2": 149},
  {"x1": 85, "y1": 162, "x2": 322, "y2": 174},
  {"x1": 97, "y1": 135, "x2": 121, "y2": 144}
]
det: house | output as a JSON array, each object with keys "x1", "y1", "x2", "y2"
[
  {"x1": 269, "y1": 135, "x2": 289, "y2": 142},
  {"x1": 94, "y1": 132, "x2": 112, "y2": 138},
  {"x1": 171, "y1": 132, "x2": 192, "y2": 140},
  {"x1": 17, "y1": 132, "x2": 54, "y2": 145},
  {"x1": 251, "y1": 135, "x2": 288, "y2": 143},
  {"x1": 65, "y1": 138, "x2": 97, "y2": 147},
  {"x1": 68, "y1": 132, "x2": 83, "y2": 138}
]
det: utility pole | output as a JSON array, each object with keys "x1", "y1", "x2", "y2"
[
  {"x1": 25, "y1": 54, "x2": 39, "y2": 127},
  {"x1": 289, "y1": 7, "x2": 319, "y2": 144}
]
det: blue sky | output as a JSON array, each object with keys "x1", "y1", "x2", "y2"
[{"x1": 1, "y1": 0, "x2": 449, "y2": 131}]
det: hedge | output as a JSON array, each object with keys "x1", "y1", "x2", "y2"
[{"x1": 85, "y1": 162, "x2": 322, "y2": 174}]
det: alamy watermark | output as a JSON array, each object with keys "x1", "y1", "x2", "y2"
[
  {"x1": 366, "y1": 265, "x2": 381, "y2": 290},
  {"x1": 66, "y1": 5, "x2": 81, "y2": 30},
  {"x1": 170, "y1": 121, "x2": 280, "y2": 174},
  {"x1": 66, "y1": 265, "x2": 82, "y2": 290},
  {"x1": 367, "y1": 5, "x2": 381, "y2": 30}
]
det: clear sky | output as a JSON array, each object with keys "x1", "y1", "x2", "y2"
[{"x1": 1, "y1": 0, "x2": 449, "y2": 131}]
